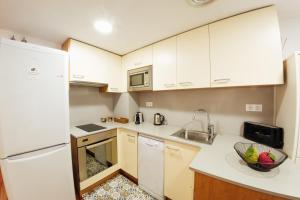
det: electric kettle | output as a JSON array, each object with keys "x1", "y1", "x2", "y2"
[
  {"x1": 135, "y1": 112, "x2": 144, "y2": 124},
  {"x1": 154, "y1": 113, "x2": 165, "y2": 125}
]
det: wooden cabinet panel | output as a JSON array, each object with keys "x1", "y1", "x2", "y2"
[
  {"x1": 177, "y1": 26, "x2": 210, "y2": 89},
  {"x1": 118, "y1": 129, "x2": 138, "y2": 178},
  {"x1": 209, "y1": 6, "x2": 283, "y2": 87},
  {"x1": 194, "y1": 172, "x2": 289, "y2": 200},
  {"x1": 164, "y1": 141, "x2": 199, "y2": 200},
  {"x1": 153, "y1": 37, "x2": 177, "y2": 91},
  {"x1": 0, "y1": 169, "x2": 8, "y2": 200},
  {"x1": 123, "y1": 45, "x2": 153, "y2": 70}
]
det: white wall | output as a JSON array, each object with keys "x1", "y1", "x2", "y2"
[
  {"x1": 279, "y1": 17, "x2": 300, "y2": 58},
  {"x1": 0, "y1": 28, "x2": 60, "y2": 49},
  {"x1": 139, "y1": 87, "x2": 274, "y2": 135},
  {"x1": 69, "y1": 86, "x2": 115, "y2": 126},
  {"x1": 113, "y1": 92, "x2": 139, "y2": 122}
]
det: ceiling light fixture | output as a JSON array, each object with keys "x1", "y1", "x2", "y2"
[
  {"x1": 94, "y1": 20, "x2": 113, "y2": 34},
  {"x1": 186, "y1": 0, "x2": 214, "y2": 7}
]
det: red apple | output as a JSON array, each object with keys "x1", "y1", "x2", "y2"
[{"x1": 258, "y1": 151, "x2": 275, "y2": 168}]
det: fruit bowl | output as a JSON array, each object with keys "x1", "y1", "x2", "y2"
[{"x1": 234, "y1": 142, "x2": 288, "y2": 172}]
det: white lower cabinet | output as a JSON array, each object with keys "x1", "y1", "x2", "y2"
[
  {"x1": 118, "y1": 129, "x2": 138, "y2": 178},
  {"x1": 164, "y1": 141, "x2": 199, "y2": 200}
]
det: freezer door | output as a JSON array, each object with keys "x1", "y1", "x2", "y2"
[
  {"x1": 0, "y1": 40, "x2": 69, "y2": 158},
  {"x1": 0, "y1": 144, "x2": 76, "y2": 200}
]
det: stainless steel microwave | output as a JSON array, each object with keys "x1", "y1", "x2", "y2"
[{"x1": 128, "y1": 66, "x2": 152, "y2": 91}]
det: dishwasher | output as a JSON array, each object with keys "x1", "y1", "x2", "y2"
[{"x1": 138, "y1": 135, "x2": 164, "y2": 200}]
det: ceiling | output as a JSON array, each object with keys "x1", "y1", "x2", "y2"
[{"x1": 0, "y1": 0, "x2": 299, "y2": 55}]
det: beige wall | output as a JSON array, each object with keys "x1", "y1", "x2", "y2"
[
  {"x1": 139, "y1": 87, "x2": 274, "y2": 136},
  {"x1": 69, "y1": 86, "x2": 114, "y2": 126}
]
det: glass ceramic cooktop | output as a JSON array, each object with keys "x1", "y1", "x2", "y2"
[{"x1": 76, "y1": 124, "x2": 106, "y2": 132}]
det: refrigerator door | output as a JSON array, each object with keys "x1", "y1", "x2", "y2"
[
  {"x1": 0, "y1": 39, "x2": 69, "y2": 158},
  {"x1": 0, "y1": 144, "x2": 75, "y2": 200}
]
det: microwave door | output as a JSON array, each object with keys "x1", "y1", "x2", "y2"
[{"x1": 130, "y1": 73, "x2": 144, "y2": 87}]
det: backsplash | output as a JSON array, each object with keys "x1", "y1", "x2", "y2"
[
  {"x1": 69, "y1": 86, "x2": 114, "y2": 126},
  {"x1": 138, "y1": 87, "x2": 274, "y2": 136}
]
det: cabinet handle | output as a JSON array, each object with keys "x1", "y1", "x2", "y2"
[
  {"x1": 179, "y1": 82, "x2": 193, "y2": 86},
  {"x1": 127, "y1": 134, "x2": 135, "y2": 138},
  {"x1": 110, "y1": 87, "x2": 119, "y2": 92},
  {"x1": 164, "y1": 83, "x2": 176, "y2": 88},
  {"x1": 72, "y1": 74, "x2": 85, "y2": 79},
  {"x1": 146, "y1": 143, "x2": 157, "y2": 147},
  {"x1": 213, "y1": 78, "x2": 230, "y2": 83},
  {"x1": 166, "y1": 145, "x2": 180, "y2": 151}
]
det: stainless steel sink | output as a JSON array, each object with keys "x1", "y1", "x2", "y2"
[{"x1": 171, "y1": 129, "x2": 216, "y2": 145}]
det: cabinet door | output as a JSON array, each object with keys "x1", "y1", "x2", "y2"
[
  {"x1": 123, "y1": 45, "x2": 153, "y2": 70},
  {"x1": 164, "y1": 141, "x2": 198, "y2": 200},
  {"x1": 210, "y1": 6, "x2": 283, "y2": 87},
  {"x1": 118, "y1": 129, "x2": 138, "y2": 178},
  {"x1": 153, "y1": 37, "x2": 177, "y2": 90},
  {"x1": 68, "y1": 39, "x2": 108, "y2": 83},
  {"x1": 177, "y1": 26, "x2": 210, "y2": 89},
  {"x1": 106, "y1": 53, "x2": 123, "y2": 93},
  {"x1": 0, "y1": 169, "x2": 8, "y2": 200}
]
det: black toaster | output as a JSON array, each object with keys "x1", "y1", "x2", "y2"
[{"x1": 243, "y1": 122, "x2": 284, "y2": 149}]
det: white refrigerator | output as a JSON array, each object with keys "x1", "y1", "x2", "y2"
[
  {"x1": 276, "y1": 51, "x2": 300, "y2": 164},
  {"x1": 0, "y1": 38, "x2": 76, "y2": 200}
]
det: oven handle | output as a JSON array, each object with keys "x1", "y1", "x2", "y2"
[{"x1": 86, "y1": 138, "x2": 113, "y2": 150}]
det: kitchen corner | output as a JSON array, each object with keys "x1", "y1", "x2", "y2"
[{"x1": 71, "y1": 121, "x2": 300, "y2": 200}]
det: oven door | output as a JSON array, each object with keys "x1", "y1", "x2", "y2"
[{"x1": 78, "y1": 137, "x2": 118, "y2": 182}]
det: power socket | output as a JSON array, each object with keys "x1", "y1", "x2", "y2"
[
  {"x1": 145, "y1": 102, "x2": 153, "y2": 107},
  {"x1": 246, "y1": 104, "x2": 263, "y2": 112}
]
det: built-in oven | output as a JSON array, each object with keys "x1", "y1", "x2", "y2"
[
  {"x1": 128, "y1": 66, "x2": 153, "y2": 91},
  {"x1": 77, "y1": 129, "x2": 117, "y2": 182}
]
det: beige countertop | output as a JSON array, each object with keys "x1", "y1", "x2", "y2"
[{"x1": 70, "y1": 122, "x2": 300, "y2": 199}]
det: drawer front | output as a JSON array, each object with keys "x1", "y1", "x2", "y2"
[{"x1": 77, "y1": 129, "x2": 117, "y2": 147}]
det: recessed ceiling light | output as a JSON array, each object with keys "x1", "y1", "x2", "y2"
[
  {"x1": 186, "y1": 0, "x2": 214, "y2": 7},
  {"x1": 94, "y1": 20, "x2": 113, "y2": 34}
]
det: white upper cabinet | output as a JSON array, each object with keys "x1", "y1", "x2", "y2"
[
  {"x1": 105, "y1": 53, "x2": 123, "y2": 92},
  {"x1": 123, "y1": 45, "x2": 153, "y2": 70},
  {"x1": 64, "y1": 39, "x2": 123, "y2": 92},
  {"x1": 209, "y1": 6, "x2": 283, "y2": 87},
  {"x1": 153, "y1": 37, "x2": 177, "y2": 91},
  {"x1": 177, "y1": 26, "x2": 210, "y2": 89},
  {"x1": 68, "y1": 39, "x2": 107, "y2": 83}
]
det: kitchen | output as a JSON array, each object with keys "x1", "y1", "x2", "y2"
[{"x1": 1, "y1": 0, "x2": 300, "y2": 200}]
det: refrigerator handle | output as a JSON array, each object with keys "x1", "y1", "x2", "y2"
[{"x1": 7, "y1": 144, "x2": 67, "y2": 161}]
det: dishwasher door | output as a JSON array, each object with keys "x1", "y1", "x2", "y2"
[{"x1": 138, "y1": 135, "x2": 164, "y2": 200}]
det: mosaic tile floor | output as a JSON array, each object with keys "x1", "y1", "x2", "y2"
[
  {"x1": 87, "y1": 154, "x2": 108, "y2": 178},
  {"x1": 82, "y1": 174, "x2": 156, "y2": 200}
]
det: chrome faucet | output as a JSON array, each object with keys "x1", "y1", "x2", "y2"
[{"x1": 193, "y1": 109, "x2": 215, "y2": 142}]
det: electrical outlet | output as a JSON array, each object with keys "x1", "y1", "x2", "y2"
[
  {"x1": 246, "y1": 104, "x2": 263, "y2": 112},
  {"x1": 145, "y1": 102, "x2": 153, "y2": 107}
]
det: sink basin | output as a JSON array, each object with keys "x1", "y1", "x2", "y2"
[{"x1": 171, "y1": 129, "x2": 216, "y2": 145}]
